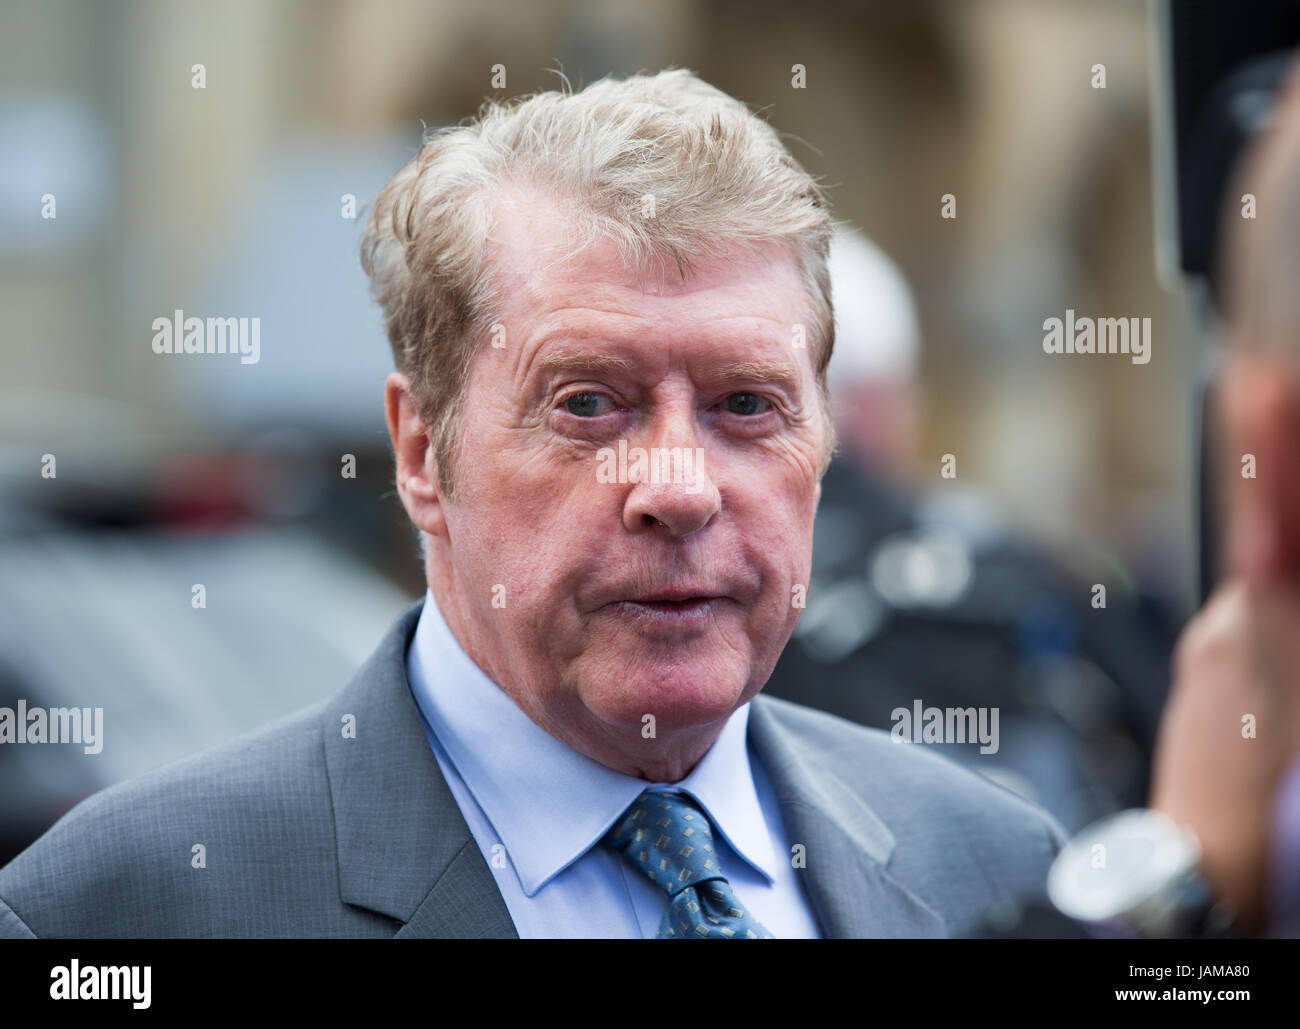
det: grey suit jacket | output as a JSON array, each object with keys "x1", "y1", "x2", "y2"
[{"x1": 0, "y1": 600, "x2": 1064, "y2": 938}]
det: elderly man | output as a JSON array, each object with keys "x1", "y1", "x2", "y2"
[{"x1": 0, "y1": 69, "x2": 1060, "y2": 939}]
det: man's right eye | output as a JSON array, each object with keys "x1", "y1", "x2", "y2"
[{"x1": 562, "y1": 391, "x2": 613, "y2": 417}]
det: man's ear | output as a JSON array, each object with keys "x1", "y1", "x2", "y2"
[
  {"x1": 384, "y1": 372, "x2": 446, "y2": 537},
  {"x1": 1222, "y1": 354, "x2": 1300, "y2": 583}
]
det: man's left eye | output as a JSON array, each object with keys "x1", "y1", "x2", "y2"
[
  {"x1": 563, "y1": 391, "x2": 614, "y2": 417},
  {"x1": 724, "y1": 393, "x2": 770, "y2": 416}
]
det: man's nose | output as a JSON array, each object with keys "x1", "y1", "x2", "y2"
[
  {"x1": 623, "y1": 471, "x2": 721, "y2": 537},
  {"x1": 620, "y1": 432, "x2": 721, "y2": 538}
]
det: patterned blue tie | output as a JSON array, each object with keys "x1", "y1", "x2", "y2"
[{"x1": 603, "y1": 790, "x2": 775, "y2": 939}]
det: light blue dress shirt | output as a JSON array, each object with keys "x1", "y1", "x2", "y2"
[{"x1": 405, "y1": 589, "x2": 823, "y2": 939}]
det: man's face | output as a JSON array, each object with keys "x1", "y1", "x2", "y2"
[{"x1": 430, "y1": 193, "x2": 827, "y2": 773}]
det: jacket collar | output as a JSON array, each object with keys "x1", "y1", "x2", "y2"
[
  {"x1": 323, "y1": 597, "x2": 944, "y2": 938},
  {"x1": 321, "y1": 599, "x2": 517, "y2": 938}
]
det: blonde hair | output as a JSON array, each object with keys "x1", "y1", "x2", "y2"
[{"x1": 362, "y1": 68, "x2": 836, "y2": 496}]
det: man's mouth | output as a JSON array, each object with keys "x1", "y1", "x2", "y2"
[{"x1": 613, "y1": 593, "x2": 726, "y2": 625}]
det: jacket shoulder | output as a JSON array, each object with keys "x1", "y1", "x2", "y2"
[
  {"x1": 754, "y1": 692, "x2": 1063, "y2": 836},
  {"x1": 0, "y1": 697, "x2": 362, "y2": 938},
  {"x1": 752, "y1": 693, "x2": 1064, "y2": 929}
]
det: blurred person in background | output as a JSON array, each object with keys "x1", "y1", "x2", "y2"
[
  {"x1": 1047, "y1": 56, "x2": 1300, "y2": 940},
  {"x1": 763, "y1": 226, "x2": 1176, "y2": 834}
]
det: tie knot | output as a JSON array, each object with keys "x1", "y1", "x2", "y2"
[{"x1": 603, "y1": 790, "x2": 722, "y2": 896}]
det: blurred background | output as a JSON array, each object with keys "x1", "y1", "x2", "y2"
[{"x1": 0, "y1": 0, "x2": 1260, "y2": 861}]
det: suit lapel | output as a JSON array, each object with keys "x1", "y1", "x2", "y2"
[
  {"x1": 748, "y1": 695, "x2": 948, "y2": 938},
  {"x1": 322, "y1": 600, "x2": 517, "y2": 938}
]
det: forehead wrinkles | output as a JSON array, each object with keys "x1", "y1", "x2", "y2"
[
  {"x1": 499, "y1": 255, "x2": 807, "y2": 349},
  {"x1": 500, "y1": 303, "x2": 816, "y2": 406},
  {"x1": 483, "y1": 210, "x2": 815, "y2": 392},
  {"x1": 489, "y1": 186, "x2": 808, "y2": 304}
]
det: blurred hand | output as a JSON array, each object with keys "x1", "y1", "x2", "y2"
[{"x1": 1150, "y1": 581, "x2": 1300, "y2": 934}]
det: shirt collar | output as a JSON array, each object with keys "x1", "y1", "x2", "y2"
[{"x1": 405, "y1": 590, "x2": 779, "y2": 895}]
